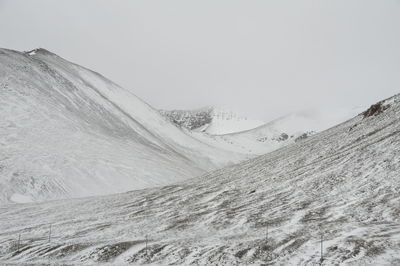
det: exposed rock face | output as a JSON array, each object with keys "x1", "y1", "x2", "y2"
[
  {"x1": 362, "y1": 101, "x2": 389, "y2": 118},
  {"x1": 159, "y1": 107, "x2": 264, "y2": 135},
  {"x1": 160, "y1": 108, "x2": 213, "y2": 130}
]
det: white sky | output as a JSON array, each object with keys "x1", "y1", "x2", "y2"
[{"x1": 1, "y1": 0, "x2": 399, "y2": 121}]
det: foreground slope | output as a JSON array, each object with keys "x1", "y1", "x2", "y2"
[
  {"x1": 1, "y1": 95, "x2": 399, "y2": 265},
  {"x1": 0, "y1": 48, "x2": 242, "y2": 203}
]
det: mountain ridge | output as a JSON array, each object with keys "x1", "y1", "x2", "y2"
[{"x1": 0, "y1": 48, "x2": 244, "y2": 204}]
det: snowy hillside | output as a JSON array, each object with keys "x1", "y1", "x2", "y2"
[
  {"x1": 1, "y1": 95, "x2": 399, "y2": 265},
  {"x1": 0, "y1": 48, "x2": 243, "y2": 204},
  {"x1": 160, "y1": 106, "x2": 265, "y2": 135},
  {"x1": 189, "y1": 107, "x2": 364, "y2": 155}
]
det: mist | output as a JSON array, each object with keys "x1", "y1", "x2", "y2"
[{"x1": 1, "y1": 0, "x2": 399, "y2": 120}]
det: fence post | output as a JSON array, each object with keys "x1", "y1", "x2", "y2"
[
  {"x1": 48, "y1": 224, "x2": 52, "y2": 243},
  {"x1": 17, "y1": 234, "x2": 21, "y2": 252},
  {"x1": 145, "y1": 234, "x2": 148, "y2": 259},
  {"x1": 320, "y1": 233, "x2": 323, "y2": 265}
]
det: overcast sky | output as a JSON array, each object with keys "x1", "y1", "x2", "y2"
[{"x1": 1, "y1": 0, "x2": 399, "y2": 121}]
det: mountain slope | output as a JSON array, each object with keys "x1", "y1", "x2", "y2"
[
  {"x1": 189, "y1": 107, "x2": 364, "y2": 155},
  {"x1": 160, "y1": 106, "x2": 265, "y2": 135},
  {"x1": 1, "y1": 95, "x2": 399, "y2": 265},
  {"x1": 0, "y1": 48, "x2": 242, "y2": 204}
]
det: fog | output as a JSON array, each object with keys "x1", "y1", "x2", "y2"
[{"x1": 1, "y1": 0, "x2": 399, "y2": 120}]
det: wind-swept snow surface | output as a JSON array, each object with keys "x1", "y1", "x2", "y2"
[
  {"x1": 1, "y1": 95, "x2": 399, "y2": 265},
  {"x1": 0, "y1": 48, "x2": 242, "y2": 204}
]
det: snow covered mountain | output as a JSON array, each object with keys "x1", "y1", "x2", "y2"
[
  {"x1": 1, "y1": 95, "x2": 399, "y2": 265},
  {"x1": 0, "y1": 48, "x2": 243, "y2": 204},
  {"x1": 189, "y1": 107, "x2": 364, "y2": 155},
  {"x1": 161, "y1": 105, "x2": 363, "y2": 156},
  {"x1": 159, "y1": 106, "x2": 265, "y2": 135}
]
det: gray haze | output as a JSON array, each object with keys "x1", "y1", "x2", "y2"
[{"x1": 1, "y1": 0, "x2": 399, "y2": 121}]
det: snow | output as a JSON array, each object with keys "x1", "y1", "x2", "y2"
[
  {"x1": 186, "y1": 106, "x2": 364, "y2": 156},
  {"x1": 202, "y1": 107, "x2": 265, "y2": 135},
  {"x1": 383, "y1": 97, "x2": 396, "y2": 107},
  {"x1": 0, "y1": 48, "x2": 245, "y2": 204},
  {"x1": 0, "y1": 94, "x2": 399, "y2": 265},
  {"x1": 9, "y1": 194, "x2": 33, "y2": 203}
]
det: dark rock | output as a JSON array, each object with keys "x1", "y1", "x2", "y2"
[
  {"x1": 294, "y1": 133, "x2": 309, "y2": 143},
  {"x1": 362, "y1": 102, "x2": 389, "y2": 118},
  {"x1": 279, "y1": 133, "x2": 289, "y2": 141}
]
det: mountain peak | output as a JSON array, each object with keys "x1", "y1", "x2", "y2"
[
  {"x1": 25, "y1": 48, "x2": 54, "y2": 56},
  {"x1": 0, "y1": 48, "x2": 240, "y2": 203}
]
